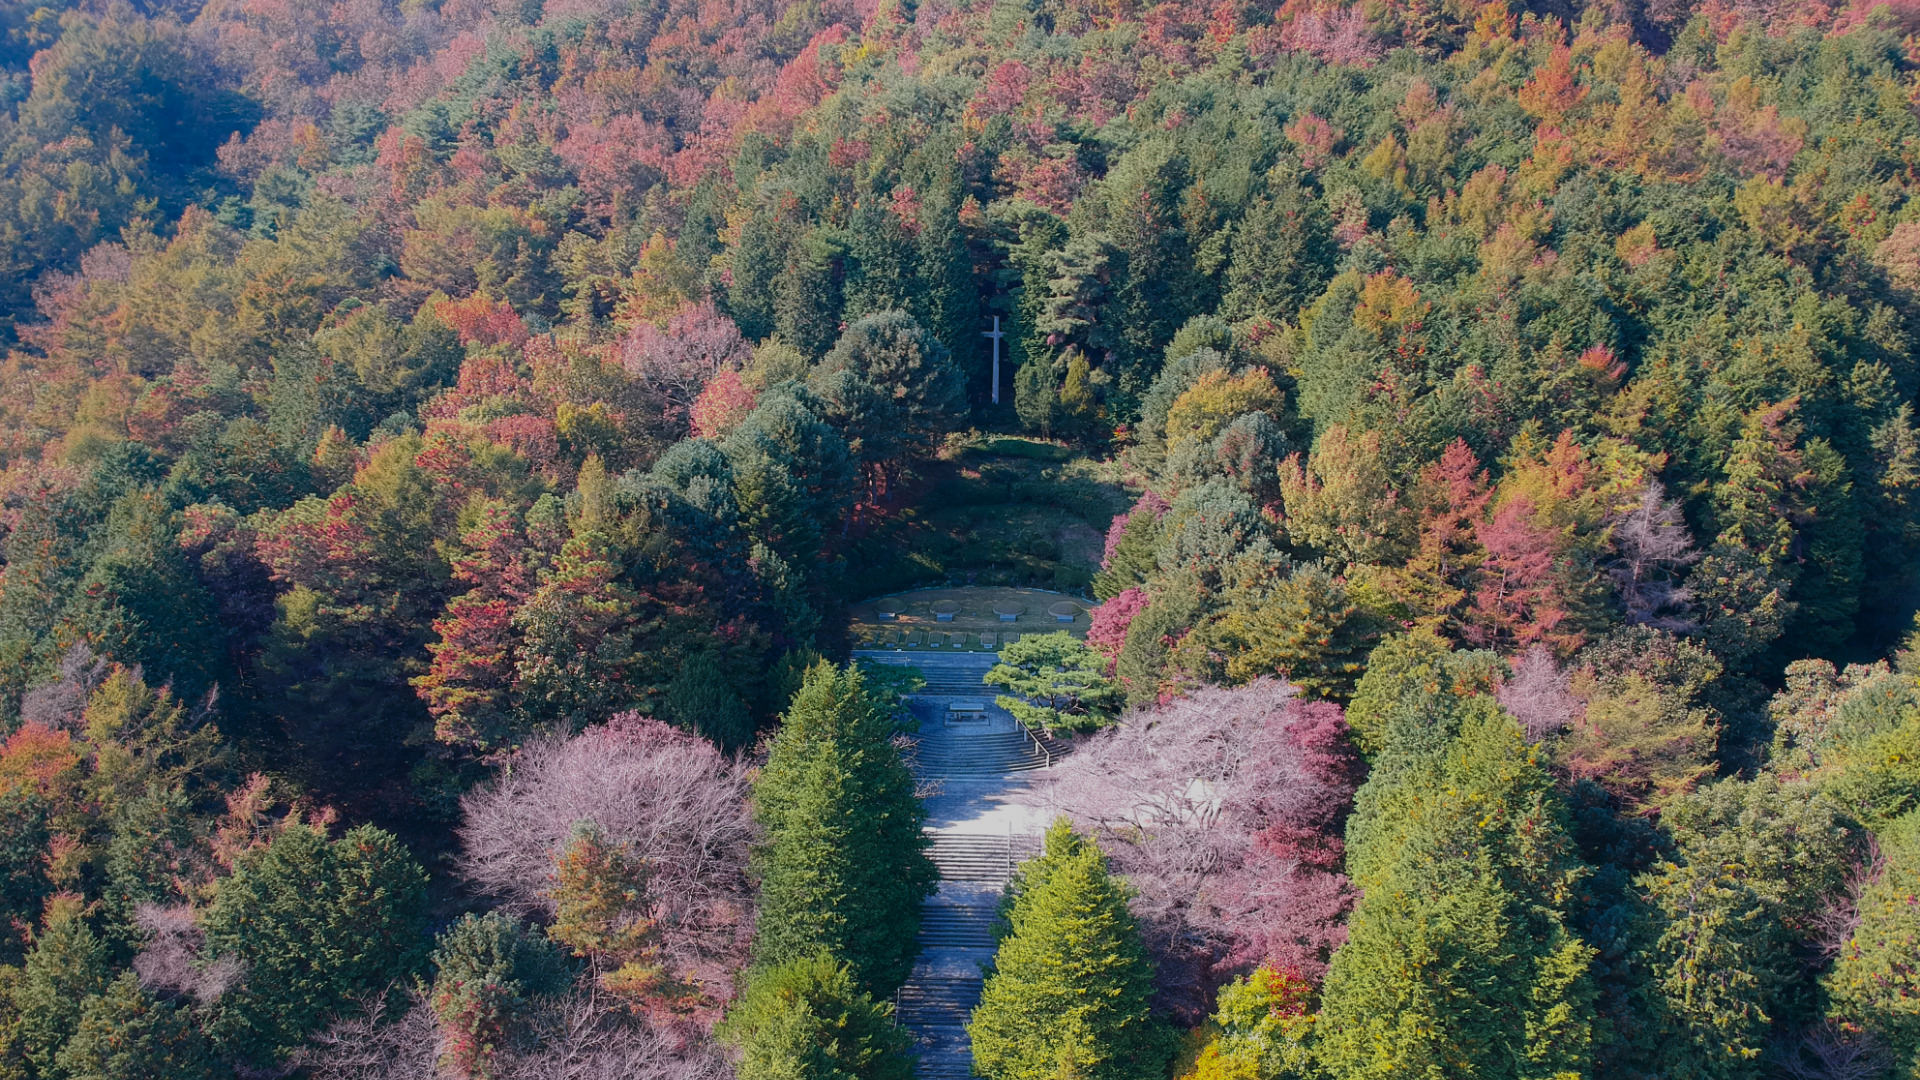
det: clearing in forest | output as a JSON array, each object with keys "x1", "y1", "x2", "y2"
[{"x1": 848, "y1": 586, "x2": 1093, "y2": 650}]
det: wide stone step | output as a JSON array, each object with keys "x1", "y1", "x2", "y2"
[
  {"x1": 913, "y1": 746, "x2": 1039, "y2": 762},
  {"x1": 920, "y1": 923, "x2": 995, "y2": 943},
  {"x1": 898, "y1": 1005, "x2": 976, "y2": 1026},
  {"x1": 911, "y1": 735, "x2": 1060, "y2": 773},
  {"x1": 915, "y1": 754, "x2": 1043, "y2": 768},
  {"x1": 925, "y1": 836, "x2": 1043, "y2": 884},
  {"x1": 898, "y1": 978, "x2": 983, "y2": 1006},
  {"x1": 918, "y1": 753, "x2": 1050, "y2": 767},
  {"x1": 930, "y1": 865, "x2": 1009, "y2": 882},
  {"x1": 915, "y1": 732, "x2": 1034, "y2": 746},
  {"x1": 919, "y1": 906, "x2": 997, "y2": 945},
  {"x1": 898, "y1": 1007, "x2": 977, "y2": 1027},
  {"x1": 898, "y1": 983, "x2": 983, "y2": 1004}
]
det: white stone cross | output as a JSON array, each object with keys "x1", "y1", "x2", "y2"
[{"x1": 983, "y1": 316, "x2": 1005, "y2": 405}]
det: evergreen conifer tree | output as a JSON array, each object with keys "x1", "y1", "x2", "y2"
[
  {"x1": 723, "y1": 211, "x2": 784, "y2": 342},
  {"x1": 1316, "y1": 698, "x2": 1598, "y2": 1080},
  {"x1": 842, "y1": 198, "x2": 919, "y2": 324},
  {"x1": 774, "y1": 230, "x2": 844, "y2": 360},
  {"x1": 1203, "y1": 563, "x2": 1379, "y2": 699},
  {"x1": 1113, "y1": 574, "x2": 1205, "y2": 709},
  {"x1": 1013, "y1": 355, "x2": 1063, "y2": 436},
  {"x1": 0, "y1": 794, "x2": 50, "y2": 965},
  {"x1": 202, "y1": 823, "x2": 429, "y2": 1067},
  {"x1": 820, "y1": 310, "x2": 966, "y2": 454},
  {"x1": 54, "y1": 973, "x2": 216, "y2": 1080},
  {"x1": 717, "y1": 952, "x2": 914, "y2": 1080},
  {"x1": 985, "y1": 632, "x2": 1120, "y2": 732},
  {"x1": 1093, "y1": 508, "x2": 1162, "y2": 600},
  {"x1": 512, "y1": 524, "x2": 648, "y2": 729},
  {"x1": 968, "y1": 820, "x2": 1171, "y2": 1080},
  {"x1": 12, "y1": 897, "x2": 110, "y2": 1078},
  {"x1": 918, "y1": 170, "x2": 978, "y2": 380},
  {"x1": 749, "y1": 662, "x2": 935, "y2": 997},
  {"x1": 665, "y1": 651, "x2": 755, "y2": 750},
  {"x1": 429, "y1": 912, "x2": 569, "y2": 1080},
  {"x1": 1826, "y1": 809, "x2": 1920, "y2": 1074},
  {"x1": 1221, "y1": 167, "x2": 1336, "y2": 324}
]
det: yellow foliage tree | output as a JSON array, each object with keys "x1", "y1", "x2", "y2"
[{"x1": 1164, "y1": 369, "x2": 1283, "y2": 457}]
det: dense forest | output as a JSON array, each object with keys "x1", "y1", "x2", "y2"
[{"x1": 1, "y1": 0, "x2": 1920, "y2": 1072}]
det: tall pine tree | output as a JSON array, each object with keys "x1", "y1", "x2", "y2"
[
  {"x1": 968, "y1": 820, "x2": 1171, "y2": 1080},
  {"x1": 11, "y1": 897, "x2": 111, "y2": 1078},
  {"x1": 918, "y1": 170, "x2": 979, "y2": 391},
  {"x1": 749, "y1": 662, "x2": 935, "y2": 997},
  {"x1": 1316, "y1": 697, "x2": 1598, "y2": 1080}
]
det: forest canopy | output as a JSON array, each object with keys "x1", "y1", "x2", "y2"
[{"x1": 4, "y1": 0, "x2": 1920, "y2": 1073}]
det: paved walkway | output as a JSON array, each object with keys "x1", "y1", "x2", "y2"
[{"x1": 856, "y1": 651, "x2": 1067, "y2": 1080}]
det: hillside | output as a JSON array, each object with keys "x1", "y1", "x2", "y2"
[{"x1": 2, "y1": 0, "x2": 1920, "y2": 1075}]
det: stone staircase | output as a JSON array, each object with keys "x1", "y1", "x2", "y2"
[
  {"x1": 858, "y1": 650, "x2": 1059, "y2": 1080},
  {"x1": 856, "y1": 652, "x2": 1073, "y2": 778},
  {"x1": 897, "y1": 834, "x2": 1044, "y2": 1080},
  {"x1": 916, "y1": 901, "x2": 999, "y2": 947},
  {"x1": 922, "y1": 833, "x2": 1045, "y2": 883},
  {"x1": 913, "y1": 730, "x2": 1065, "y2": 777}
]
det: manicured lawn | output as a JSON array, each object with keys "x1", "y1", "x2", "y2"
[{"x1": 849, "y1": 586, "x2": 1093, "y2": 649}]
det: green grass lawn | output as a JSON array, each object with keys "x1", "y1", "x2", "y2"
[{"x1": 848, "y1": 586, "x2": 1094, "y2": 647}]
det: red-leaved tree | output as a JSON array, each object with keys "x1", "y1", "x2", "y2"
[
  {"x1": 688, "y1": 369, "x2": 756, "y2": 441},
  {"x1": 413, "y1": 500, "x2": 563, "y2": 752},
  {"x1": 1085, "y1": 588, "x2": 1149, "y2": 672},
  {"x1": 1466, "y1": 497, "x2": 1579, "y2": 654}
]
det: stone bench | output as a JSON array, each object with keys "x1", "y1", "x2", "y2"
[{"x1": 947, "y1": 701, "x2": 989, "y2": 723}]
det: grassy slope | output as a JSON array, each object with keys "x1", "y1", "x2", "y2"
[{"x1": 839, "y1": 435, "x2": 1134, "y2": 601}]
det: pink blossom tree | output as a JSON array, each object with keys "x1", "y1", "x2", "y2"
[
  {"x1": 1032, "y1": 679, "x2": 1362, "y2": 1019},
  {"x1": 617, "y1": 303, "x2": 753, "y2": 433},
  {"x1": 456, "y1": 715, "x2": 755, "y2": 1020}
]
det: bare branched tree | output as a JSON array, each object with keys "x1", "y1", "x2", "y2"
[
  {"x1": 300, "y1": 984, "x2": 735, "y2": 1080},
  {"x1": 1606, "y1": 482, "x2": 1701, "y2": 630},
  {"x1": 131, "y1": 903, "x2": 244, "y2": 1005},
  {"x1": 1807, "y1": 836, "x2": 1885, "y2": 970},
  {"x1": 298, "y1": 992, "x2": 439, "y2": 1080},
  {"x1": 618, "y1": 303, "x2": 752, "y2": 426},
  {"x1": 1770, "y1": 1021, "x2": 1894, "y2": 1080},
  {"x1": 1032, "y1": 679, "x2": 1360, "y2": 1021},
  {"x1": 505, "y1": 987, "x2": 735, "y2": 1080},
  {"x1": 19, "y1": 643, "x2": 112, "y2": 730},
  {"x1": 457, "y1": 715, "x2": 755, "y2": 1014},
  {"x1": 1496, "y1": 645, "x2": 1584, "y2": 743}
]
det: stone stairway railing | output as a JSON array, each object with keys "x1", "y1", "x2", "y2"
[{"x1": 857, "y1": 651, "x2": 1075, "y2": 773}]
